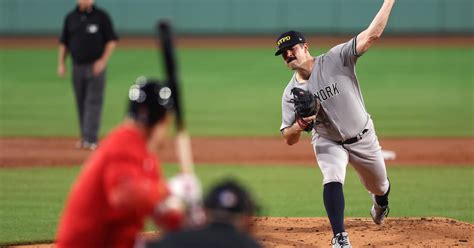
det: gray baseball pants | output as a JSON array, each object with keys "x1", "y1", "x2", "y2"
[
  {"x1": 72, "y1": 63, "x2": 106, "y2": 144},
  {"x1": 312, "y1": 119, "x2": 390, "y2": 196}
]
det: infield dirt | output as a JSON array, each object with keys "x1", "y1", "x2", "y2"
[{"x1": 1, "y1": 137, "x2": 473, "y2": 167}]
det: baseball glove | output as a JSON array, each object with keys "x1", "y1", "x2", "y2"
[{"x1": 289, "y1": 87, "x2": 320, "y2": 132}]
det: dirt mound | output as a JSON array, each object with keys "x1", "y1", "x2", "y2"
[
  {"x1": 253, "y1": 217, "x2": 473, "y2": 247},
  {"x1": 9, "y1": 217, "x2": 473, "y2": 247},
  {"x1": 1, "y1": 137, "x2": 473, "y2": 167}
]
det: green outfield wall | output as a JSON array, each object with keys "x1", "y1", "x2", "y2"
[{"x1": 0, "y1": 0, "x2": 472, "y2": 35}]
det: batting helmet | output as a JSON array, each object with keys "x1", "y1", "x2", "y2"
[{"x1": 127, "y1": 76, "x2": 173, "y2": 127}]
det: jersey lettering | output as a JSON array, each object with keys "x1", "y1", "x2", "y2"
[
  {"x1": 315, "y1": 83, "x2": 340, "y2": 102},
  {"x1": 325, "y1": 86, "x2": 333, "y2": 97},
  {"x1": 332, "y1": 83, "x2": 340, "y2": 94}
]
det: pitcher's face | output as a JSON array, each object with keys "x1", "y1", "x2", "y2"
[{"x1": 281, "y1": 43, "x2": 308, "y2": 70}]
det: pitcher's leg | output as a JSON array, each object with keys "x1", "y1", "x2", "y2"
[
  {"x1": 346, "y1": 124, "x2": 390, "y2": 224},
  {"x1": 323, "y1": 182, "x2": 345, "y2": 235},
  {"x1": 350, "y1": 147, "x2": 390, "y2": 224},
  {"x1": 349, "y1": 150, "x2": 389, "y2": 197},
  {"x1": 83, "y1": 67, "x2": 106, "y2": 144},
  {"x1": 346, "y1": 122, "x2": 389, "y2": 196},
  {"x1": 314, "y1": 137, "x2": 349, "y2": 235}
]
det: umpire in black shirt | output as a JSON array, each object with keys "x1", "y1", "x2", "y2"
[
  {"x1": 57, "y1": 0, "x2": 118, "y2": 149},
  {"x1": 146, "y1": 180, "x2": 262, "y2": 248}
]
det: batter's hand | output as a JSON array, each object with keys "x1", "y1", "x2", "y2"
[
  {"x1": 167, "y1": 173, "x2": 205, "y2": 228},
  {"x1": 93, "y1": 59, "x2": 106, "y2": 76},
  {"x1": 57, "y1": 63, "x2": 66, "y2": 78},
  {"x1": 168, "y1": 173, "x2": 202, "y2": 205}
]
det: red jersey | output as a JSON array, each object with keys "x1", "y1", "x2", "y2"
[{"x1": 56, "y1": 124, "x2": 168, "y2": 248}]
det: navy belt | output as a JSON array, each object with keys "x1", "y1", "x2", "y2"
[{"x1": 336, "y1": 129, "x2": 369, "y2": 145}]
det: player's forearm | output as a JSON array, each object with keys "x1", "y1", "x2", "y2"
[
  {"x1": 99, "y1": 41, "x2": 117, "y2": 63},
  {"x1": 356, "y1": 0, "x2": 395, "y2": 53},
  {"x1": 282, "y1": 123, "x2": 303, "y2": 145},
  {"x1": 58, "y1": 44, "x2": 68, "y2": 65},
  {"x1": 367, "y1": 0, "x2": 395, "y2": 39}
]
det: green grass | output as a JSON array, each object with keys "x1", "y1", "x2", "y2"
[
  {"x1": 0, "y1": 47, "x2": 473, "y2": 137},
  {"x1": 0, "y1": 164, "x2": 472, "y2": 245}
]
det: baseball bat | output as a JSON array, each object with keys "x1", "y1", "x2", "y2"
[{"x1": 157, "y1": 20, "x2": 194, "y2": 174}]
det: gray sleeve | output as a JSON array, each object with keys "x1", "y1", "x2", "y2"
[
  {"x1": 280, "y1": 87, "x2": 295, "y2": 132},
  {"x1": 326, "y1": 36, "x2": 361, "y2": 68}
]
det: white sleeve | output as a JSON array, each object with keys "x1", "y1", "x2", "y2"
[
  {"x1": 326, "y1": 36, "x2": 361, "y2": 68},
  {"x1": 280, "y1": 88, "x2": 295, "y2": 132}
]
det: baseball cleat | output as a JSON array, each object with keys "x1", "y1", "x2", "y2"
[
  {"x1": 331, "y1": 232, "x2": 352, "y2": 248},
  {"x1": 82, "y1": 141, "x2": 98, "y2": 151},
  {"x1": 370, "y1": 202, "x2": 389, "y2": 225}
]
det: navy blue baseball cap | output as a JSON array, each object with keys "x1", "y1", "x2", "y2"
[
  {"x1": 204, "y1": 180, "x2": 256, "y2": 215},
  {"x1": 274, "y1": 30, "x2": 306, "y2": 56}
]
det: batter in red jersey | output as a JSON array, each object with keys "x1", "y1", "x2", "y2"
[{"x1": 56, "y1": 79, "x2": 193, "y2": 248}]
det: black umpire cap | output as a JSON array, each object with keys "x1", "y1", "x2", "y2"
[
  {"x1": 127, "y1": 77, "x2": 173, "y2": 127},
  {"x1": 274, "y1": 30, "x2": 306, "y2": 56},
  {"x1": 204, "y1": 180, "x2": 257, "y2": 215}
]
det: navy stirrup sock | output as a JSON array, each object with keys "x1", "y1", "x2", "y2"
[{"x1": 323, "y1": 182, "x2": 345, "y2": 236}]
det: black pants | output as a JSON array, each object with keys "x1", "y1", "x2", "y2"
[{"x1": 72, "y1": 63, "x2": 105, "y2": 143}]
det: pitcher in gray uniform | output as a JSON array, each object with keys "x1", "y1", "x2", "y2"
[{"x1": 276, "y1": 1, "x2": 395, "y2": 247}]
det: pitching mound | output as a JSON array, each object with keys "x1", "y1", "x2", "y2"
[
  {"x1": 9, "y1": 217, "x2": 473, "y2": 247},
  {"x1": 253, "y1": 217, "x2": 473, "y2": 247}
]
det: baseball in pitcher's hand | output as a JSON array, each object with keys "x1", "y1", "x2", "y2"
[
  {"x1": 93, "y1": 59, "x2": 106, "y2": 76},
  {"x1": 57, "y1": 63, "x2": 66, "y2": 78},
  {"x1": 296, "y1": 114, "x2": 315, "y2": 132},
  {"x1": 303, "y1": 115, "x2": 316, "y2": 122}
]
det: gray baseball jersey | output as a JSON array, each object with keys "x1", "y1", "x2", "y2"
[{"x1": 280, "y1": 37, "x2": 370, "y2": 142}]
